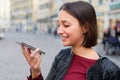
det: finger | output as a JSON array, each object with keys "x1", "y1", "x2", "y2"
[
  {"x1": 27, "y1": 48, "x2": 31, "y2": 56},
  {"x1": 30, "y1": 48, "x2": 40, "y2": 57},
  {"x1": 29, "y1": 49, "x2": 40, "y2": 64},
  {"x1": 34, "y1": 56, "x2": 42, "y2": 68},
  {"x1": 30, "y1": 56, "x2": 42, "y2": 68},
  {"x1": 29, "y1": 51, "x2": 40, "y2": 63},
  {"x1": 21, "y1": 45, "x2": 31, "y2": 63},
  {"x1": 30, "y1": 58, "x2": 37, "y2": 68},
  {"x1": 29, "y1": 52, "x2": 41, "y2": 64},
  {"x1": 35, "y1": 53, "x2": 41, "y2": 59},
  {"x1": 30, "y1": 57, "x2": 38, "y2": 67},
  {"x1": 21, "y1": 45, "x2": 27, "y2": 56},
  {"x1": 36, "y1": 56, "x2": 42, "y2": 63},
  {"x1": 33, "y1": 60, "x2": 41, "y2": 69}
]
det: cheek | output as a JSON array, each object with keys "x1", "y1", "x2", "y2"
[
  {"x1": 71, "y1": 26, "x2": 83, "y2": 36},
  {"x1": 70, "y1": 27, "x2": 83, "y2": 42}
]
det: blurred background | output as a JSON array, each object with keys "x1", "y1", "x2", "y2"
[
  {"x1": 0, "y1": 0, "x2": 120, "y2": 80},
  {"x1": 0, "y1": 0, "x2": 120, "y2": 38}
]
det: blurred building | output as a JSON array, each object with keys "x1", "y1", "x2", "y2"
[
  {"x1": 37, "y1": 0, "x2": 82, "y2": 33},
  {"x1": 108, "y1": 0, "x2": 120, "y2": 29},
  {"x1": 37, "y1": 0, "x2": 53, "y2": 33},
  {"x1": 91, "y1": 0, "x2": 120, "y2": 39},
  {"x1": 10, "y1": 0, "x2": 39, "y2": 32},
  {"x1": 10, "y1": 0, "x2": 90, "y2": 33},
  {"x1": 0, "y1": 0, "x2": 11, "y2": 31},
  {"x1": 49, "y1": 0, "x2": 87, "y2": 34},
  {"x1": 90, "y1": 0, "x2": 109, "y2": 39},
  {"x1": 11, "y1": 0, "x2": 112, "y2": 34}
]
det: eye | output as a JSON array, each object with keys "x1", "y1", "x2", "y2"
[{"x1": 64, "y1": 25, "x2": 70, "y2": 27}]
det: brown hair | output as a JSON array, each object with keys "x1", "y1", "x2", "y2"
[{"x1": 60, "y1": 1, "x2": 98, "y2": 48}]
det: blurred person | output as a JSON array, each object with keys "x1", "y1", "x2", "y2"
[
  {"x1": 106, "y1": 24, "x2": 119, "y2": 55},
  {"x1": 20, "y1": 1, "x2": 120, "y2": 80},
  {"x1": 48, "y1": 27, "x2": 52, "y2": 34},
  {"x1": 116, "y1": 21, "x2": 120, "y2": 49},
  {"x1": 53, "y1": 27, "x2": 58, "y2": 37},
  {"x1": 33, "y1": 25, "x2": 38, "y2": 34},
  {"x1": 102, "y1": 29, "x2": 109, "y2": 51}
]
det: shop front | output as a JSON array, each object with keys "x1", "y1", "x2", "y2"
[{"x1": 108, "y1": 2, "x2": 120, "y2": 30}]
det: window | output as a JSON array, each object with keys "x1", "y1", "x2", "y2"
[
  {"x1": 39, "y1": 2, "x2": 50, "y2": 9},
  {"x1": 99, "y1": 0, "x2": 102, "y2": 4}
]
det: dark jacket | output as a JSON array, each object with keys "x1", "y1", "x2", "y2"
[{"x1": 44, "y1": 48, "x2": 120, "y2": 80}]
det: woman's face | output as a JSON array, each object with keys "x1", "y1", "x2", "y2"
[{"x1": 57, "y1": 10, "x2": 84, "y2": 47}]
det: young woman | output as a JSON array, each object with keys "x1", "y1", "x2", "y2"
[{"x1": 21, "y1": 1, "x2": 120, "y2": 80}]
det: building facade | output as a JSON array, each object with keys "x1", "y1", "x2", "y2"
[
  {"x1": 91, "y1": 0, "x2": 120, "y2": 39},
  {"x1": 37, "y1": 0, "x2": 53, "y2": 33},
  {"x1": 0, "y1": 0, "x2": 10, "y2": 31},
  {"x1": 10, "y1": 0, "x2": 39, "y2": 32},
  {"x1": 108, "y1": 0, "x2": 120, "y2": 30},
  {"x1": 90, "y1": 0, "x2": 109, "y2": 39},
  {"x1": 37, "y1": 0, "x2": 81, "y2": 33}
]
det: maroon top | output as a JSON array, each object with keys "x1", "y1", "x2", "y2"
[
  {"x1": 64, "y1": 54, "x2": 97, "y2": 80},
  {"x1": 28, "y1": 54, "x2": 97, "y2": 80},
  {"x1": 27, "y1": 73, "x2": 42, "y2": 80}
]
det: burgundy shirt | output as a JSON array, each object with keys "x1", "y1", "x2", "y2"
[
  {"x1": 27, "y1": 74, "x2": 42, "y2": 80},
  {"x1": 64, "y1": 54, "x2": 97, "y2": 80},
  {"x1": 28, "y1": 54, "x2": 97, "y2": 80}
]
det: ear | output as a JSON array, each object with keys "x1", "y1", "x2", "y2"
[{"x1": 82, "y1": 23, "x2": 89, "y2": 34}]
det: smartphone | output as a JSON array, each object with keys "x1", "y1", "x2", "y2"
[{"x1": 16, "y1": 42, "x2": 45, "y2": 54}]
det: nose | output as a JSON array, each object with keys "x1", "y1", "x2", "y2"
[{"x1": 57, "y1": 27, "x2": 64, "y2": 35}]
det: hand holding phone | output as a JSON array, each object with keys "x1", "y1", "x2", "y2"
[{"x1": 16, "y1": 42, "x2": 45, "y2": 54}]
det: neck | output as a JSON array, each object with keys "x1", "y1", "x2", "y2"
[
  {"x1": 72, "y1": 46, "x2": 90, "y2": 55},
  {"x1": 71, "y1": 46, "x2": 99, "y2": 60}
]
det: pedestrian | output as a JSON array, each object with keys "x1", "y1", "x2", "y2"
[
  {"x1": 20, "y1": 1, "x2": 120, "y2": 80},
  {"x1": 102, "y1": 29, "x2": 109, "y2": 51},
  {"x1": 106, "y1": 25, "x2": 119, "y2": 55}
]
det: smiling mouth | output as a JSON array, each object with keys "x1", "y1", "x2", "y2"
[{"x1": 61, "y1": 36, "x2": 69, "y2": 40}]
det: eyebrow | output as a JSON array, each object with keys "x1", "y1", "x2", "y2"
[{"x1": 57, "y1": 20, "x2": 71, "y2": 24}]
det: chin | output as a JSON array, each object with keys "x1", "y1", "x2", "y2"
[{"x1": 62, "y1": 42, "x2": 70, "y2": 46}]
